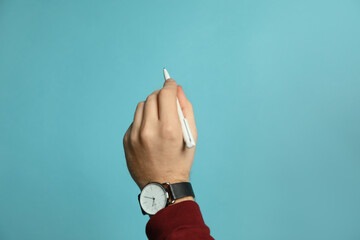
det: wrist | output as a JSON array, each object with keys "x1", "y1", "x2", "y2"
[
  {"x1": 171, "y1": 196, "x2": 194, "y2": 205},
  {"x1": 139, "y1": 182, "x2": 195, "y2": 216},
  {"x1": 138, "y1": 177, "x2": 190, "y2": 190}
]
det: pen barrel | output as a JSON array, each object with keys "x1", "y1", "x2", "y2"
[
  {"x1": 176, "y1": 98, "x2": 196, "y2": 148},
  {"x1": 163, "y1": 68, "x2": 195, "y2": 148}
]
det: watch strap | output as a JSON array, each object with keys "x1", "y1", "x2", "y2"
[{"x1": 169, "y1": 182, "x2": 195, "y2": 200}]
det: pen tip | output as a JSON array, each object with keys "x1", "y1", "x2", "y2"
[{"x1": 163, "y1": 68, "x2": 170, "y2": 80}]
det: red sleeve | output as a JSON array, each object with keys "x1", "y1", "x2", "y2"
[{"x1": 146, "y1": 200, "x2": 214, "y2": 240}]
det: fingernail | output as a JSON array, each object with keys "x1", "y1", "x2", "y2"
[{"x1": 166, "y1": 78, "x2": 174, "y2": 82}]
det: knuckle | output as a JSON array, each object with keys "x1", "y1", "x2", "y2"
[
  {"x1": 146, "y1": 94, "x2": 156, "y2": 102},
  {"x1": 161, "y1": 124, "x2": 180, "y2": 140},
  {"x1": 129, "y1": 132, "x2": 138, "y2": 143},
  {"x1": 137, "y1": 101, "x2": 145, "y2": 108},
  {"x1": 123, "y1": 133, "x2": 128, "y2": 144},
  {"x1": 139, "y1": 128, "x2": 154, "y2": 143},
  {"x1": 159, "y1": 89, "x2": 172, "y2": 98},
  {"x1": 123, "y1": 126, "x2": 132, "y2": 145}
]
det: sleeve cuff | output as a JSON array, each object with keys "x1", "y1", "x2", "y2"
[{"x1": 146, "y1": 200, "x2": 208, "y2": 239}]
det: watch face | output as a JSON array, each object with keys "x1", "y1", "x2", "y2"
[{"x1": 140, "y1": 183, "x2": 168, "y2": 215}]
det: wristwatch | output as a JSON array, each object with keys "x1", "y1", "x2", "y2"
[{"x1": 138, "y1": 182, "x2": 195, "y2": 216}]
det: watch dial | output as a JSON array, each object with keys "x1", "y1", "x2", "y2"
[{"x1": 140, "y1": 183, "x2": 167, "y2": 215}]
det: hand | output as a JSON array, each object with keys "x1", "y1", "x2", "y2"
[{"x1": 123, "y1": 78, "x2": 198, "y2": 190}]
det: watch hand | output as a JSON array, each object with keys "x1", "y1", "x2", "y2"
[{"x1": 144, "y1": 196, "x2": 153, "y2": 199}]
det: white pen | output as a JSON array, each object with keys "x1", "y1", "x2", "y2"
[{"x1": 163, "y1": 68, "x2": 196, "y2": 148}]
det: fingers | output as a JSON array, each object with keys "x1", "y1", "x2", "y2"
[
  {"x1": 158, "y1": 79, "x2": 178, "y2": 124},
  {"x1": 177, "y1": 85, "x2": 197, "y2": 142},
  {"x1": 131, "y1": 81, "x2": 196, "y2": 146},
  {"x1": 143, "y1": 89, "x2": 160, "y2": 125},
  {"x1": 131, "y1": 101, "x2": 145, "y2": 138}
]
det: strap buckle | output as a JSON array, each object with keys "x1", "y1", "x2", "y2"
[{"x1": 162, "y1": 182, "x2": 176, "y2": 204}]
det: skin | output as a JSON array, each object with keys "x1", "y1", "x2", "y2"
[{"x1": 123, "y1": 78, "x2": 198, "y2": 204}]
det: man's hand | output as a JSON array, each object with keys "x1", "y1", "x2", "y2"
[{"x1": 123, "y1": 78, "x2": 198, "y2": 191}]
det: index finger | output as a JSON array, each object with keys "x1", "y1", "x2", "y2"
[{"x1": 158, "y1": 78, "x2": 178, "y2": 124}]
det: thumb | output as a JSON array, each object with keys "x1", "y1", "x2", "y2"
[{"x1": 177, "y1": 85, "x2": 197, "y2": 142}]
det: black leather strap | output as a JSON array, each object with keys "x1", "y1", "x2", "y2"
[{"x1": 169, "y1": 182, "x2": 195, "y2": 200}]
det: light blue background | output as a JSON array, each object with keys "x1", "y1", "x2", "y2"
[{"x1": 1, "y1": 0, "x2": 360, "y2": 239}]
